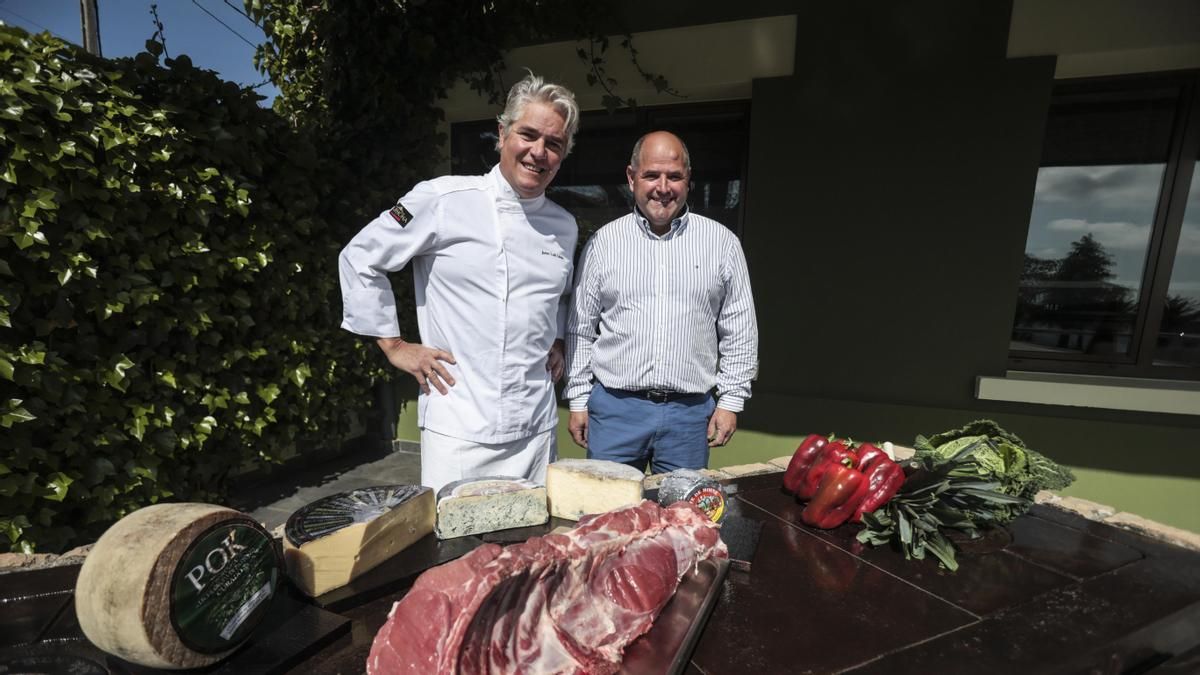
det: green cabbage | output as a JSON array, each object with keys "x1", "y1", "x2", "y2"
[{"x1": 914, "y1": 419, "x2": 1075, "y2": 504}]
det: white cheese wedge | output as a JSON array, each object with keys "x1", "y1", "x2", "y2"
[
  {"x1": 546, "y1": 459, "x2": 645, "y2": 521},
  {"x1": 75, "y1": 503, "x2": 280, "y2": 670},
  {"x1": 435, "y1": 476, "x2": 548, "y2": 539},
  {"x1": 283, "y1": 485, "x2": 434, "y2": 597}
]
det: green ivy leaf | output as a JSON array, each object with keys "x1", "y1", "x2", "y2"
[
  {"x1": 195, "y1": 415, "x2": 217, "y2": 435},
  {"x1": 288, "y1": 363, "x2": 311, "y2": 387},
  {"x1": 128, "y1": 414, "x2": 146, "y2": 441},
  {"x1": 257, "y1": 382, "x2": 280, "y2": 404},
  {"x1": 102, "y1": 355, "x2": 135, "y2": 391},
  {"x1": 44, "y1": 472, "x2": 73, "y2": 501},
  {"x1": 2, "y1": 400, "x2": 35, "y2": 427},
  {"x1": 0, "y1": 516, "x2": 30, "y2": 543}
]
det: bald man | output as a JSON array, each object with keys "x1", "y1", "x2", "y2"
[{"x1": 563, "y1": 131, "x2": 759, "y2": 473}]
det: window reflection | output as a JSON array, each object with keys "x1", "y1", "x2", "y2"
[
  {"x1": 1012, "y1": 164, "x2": 1161, "y2": 356},
  {"x1": 1010, "y1": 83, "x2": 1180, "y2": 363},
  {"x1": 1155, "y1": 161, "x2": 1200, "y2": 367}
]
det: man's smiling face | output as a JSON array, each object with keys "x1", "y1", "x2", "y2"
[
  {"x1": 496, "y1": 101, "x2": 568, "y2": 199},
  {"x1": 627, "y1": 132, "x2": 690, "y2": 231}
]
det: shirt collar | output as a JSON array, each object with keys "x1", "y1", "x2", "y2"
[
  {"x1": 490, "y1": 164, "x2": 546, "y2": 209},
  {"x1": 634, "y1": 204, "x2": 690, "y2": 238}
]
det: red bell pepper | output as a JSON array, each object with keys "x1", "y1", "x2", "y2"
[
  {"x1": 795, "y1": 440, "x2": 857, "y2": 500},
  {"x1": 851, "y1": 455, "x2": 906, "y2": 523},
  {"x1": 801, "y1": 458, "x2": 871, "y2": 529},
  {"x1": 783, "y1": 434, "x2": 828, "y2": 493},
  {"x1": 854, "y1": 442, "x2": 888, "y2": 471}
]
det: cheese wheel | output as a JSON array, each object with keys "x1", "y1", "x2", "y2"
[
  {"x1": 546, "y1": 459, "x2": 644, "y2": 521},
  {"x1": 283, "y1": 485, "x2": 434, "y2": 597},
  {"x1": 75, "y1": 503, "x2": 280, "y2": 670},
  {"x1": 435, "y1": 476, "x2": 548, "y2": 539},
  {"x1": 657, "y1": 469, "x2": 728, "y2": 523}
]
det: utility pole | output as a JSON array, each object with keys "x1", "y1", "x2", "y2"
[{"x1": 79, "y1": 0, "x2": 102, "y2": 56}]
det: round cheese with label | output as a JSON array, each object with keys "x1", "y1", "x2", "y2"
[
  {"x1": 75, "y1": 503, "x2": 280, "y2": 669},
  {"x1": 657, "y1": 469, "x2": 728, "y2": 523}
]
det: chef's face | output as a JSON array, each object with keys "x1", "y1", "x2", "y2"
[
  {"x1": 627, "y1": 132, "x2": 690, "y2": 230},
  {"x1": 497, "y1": 101, "x2": 568, "y2": 199}
]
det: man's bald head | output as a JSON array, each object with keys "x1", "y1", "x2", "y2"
[{"x1": 629, "y1": 131, "x2": 691, "y2": 173}]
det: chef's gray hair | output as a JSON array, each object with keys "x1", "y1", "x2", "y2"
[{"x1": 496, "y1": 71, "x2": 580, "y2": 155}]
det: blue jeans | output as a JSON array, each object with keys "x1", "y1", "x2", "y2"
[{"x1": 586, "y1": 382, "x2": 716, "y2": 474}]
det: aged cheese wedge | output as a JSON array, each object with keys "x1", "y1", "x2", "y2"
[
  {"x1": 75, "y1": 503, "x2": 280, "y2": 670},
  {"x1": 546, "y1": 459, "x2": 645, "y2": 521},
  {"x1": 435, "y1": 476, "x2": 548, "y2": 539},
  {"x1": 283, "y1": 485, "x2": 434, "y2": 597}
]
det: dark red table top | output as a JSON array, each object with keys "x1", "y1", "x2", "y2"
[{"x1": 4, "y1": 472, "x2": 1200, "y2": 674}]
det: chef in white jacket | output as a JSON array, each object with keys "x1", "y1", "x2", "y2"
[{"x1": 338, "y1": 73, "x2": 580, "y2": 492}]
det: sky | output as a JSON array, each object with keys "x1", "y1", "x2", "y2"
[
  {"x1": 0, "y1": 0, "x2": 280, "y2": 102},
  {"x1": 1026, "y1": 163, "x2": 1200, "y2": 303}
]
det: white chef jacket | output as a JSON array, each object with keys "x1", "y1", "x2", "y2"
[{"x1": 338, "y1": 165, "x2": 577, "y2": 443}]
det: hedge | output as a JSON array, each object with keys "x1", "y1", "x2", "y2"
[{"x1": 0, "y1": 28, "x2": 386, "y2": 553}]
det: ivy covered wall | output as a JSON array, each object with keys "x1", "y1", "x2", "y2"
[{"x1": 0, "y1": 28, "x2": 386, "y2": 552}]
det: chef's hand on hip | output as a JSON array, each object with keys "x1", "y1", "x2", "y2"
[
  {"x1": 546, "y1": 339, "x2": 565, "y2": 383},
  {"x1": 376, "y1": 337, "x2": 457, "y2": 395},
  {"x1": 707, "y1": 408, "x2": 737, "y2": 447},
  {"x1": 568, "y1": 411, "x2": 588, "y2": 449}
]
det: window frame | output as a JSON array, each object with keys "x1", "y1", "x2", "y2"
[{"x1": 1009, "y1": 70, "x2": 1200, "y2": 381}]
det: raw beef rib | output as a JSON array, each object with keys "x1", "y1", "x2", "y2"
[{"x1": 367, "y1": 500, "x2": 727, "y2": 674}]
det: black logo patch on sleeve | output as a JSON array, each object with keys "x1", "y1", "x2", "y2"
[{"x1": 388, "y1": 203, "x2": 413, "y2": 227}]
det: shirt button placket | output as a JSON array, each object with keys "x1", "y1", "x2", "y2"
[{"x1": 654, "y1": 240, "x2": 666, "y2": 385}]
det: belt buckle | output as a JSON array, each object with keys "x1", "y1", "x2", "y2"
[{"x1": 645, "y1": 389, "x2": 671, "y2": 403}]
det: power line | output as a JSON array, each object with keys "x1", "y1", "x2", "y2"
[
  {"x1": 0, "y1": 5, "x2": 53, "y2": 34},
  {"x1": 221, "y1": 0, "x2": 261, "y2": 27},
  {"x1": 189, "y1": 0, "x2": 257, "y2": 49}
]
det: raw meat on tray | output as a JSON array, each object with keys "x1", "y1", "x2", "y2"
[{"x1": 367, "y1": 500, "x2": 727, "y2": 674}]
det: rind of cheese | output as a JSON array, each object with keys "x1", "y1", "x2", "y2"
[
  {"x1": 283, "y1": 486, "x2": 434, "y2": 597},
  {"x1": 546, "y1": 459, "x2": 645, "y2": 521},
  {"x1": 75, "y1": 503, "x2": 274, "y2": 670},
  {"x1": 435, "y1": 476, "x2": 548, "y2": 539}
]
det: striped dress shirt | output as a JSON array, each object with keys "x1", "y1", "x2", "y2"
[{"x1": 564, "y1": 208, "x2": 758, "y2": 413}]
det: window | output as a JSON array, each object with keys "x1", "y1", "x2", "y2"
[
  {"x1": 1010, "y1": 73, "x2": 1200, "y2": 378},
  {"x1": 450, "y1": 101, "x2": 750, "y2": 241}
]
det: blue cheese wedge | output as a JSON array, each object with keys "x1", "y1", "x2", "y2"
[
  {"x1": 546, "y1": 459, "x2": 645, "y2": 521},
  {"x1": 435, "y1": 476, "x2": 548, "y2": 539},
  {"x1": 283, "y1": 485, "x2": 434, "y2": 597}
]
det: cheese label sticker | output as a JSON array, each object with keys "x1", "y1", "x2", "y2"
[
  {"x1": 388, "y1": 203, "x2": 413, "y2": 227},
  {"x1": 686, "y1": 485, "x2": 727, "y2": 523},
  {"x1": 170, "y1": 521, "x2": 279, "y2": 654}
]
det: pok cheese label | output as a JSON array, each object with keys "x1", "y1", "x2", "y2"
[
  {"x1": 169, "y1": 520, "x2": 279, "y2": 653},
  {"x1": 686, "y1": 484, "x2": 728, "y2": 523}
]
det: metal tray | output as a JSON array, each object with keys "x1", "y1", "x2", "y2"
[{"x1": 620, "y1": 557, "x2": 731, "y2": 675}]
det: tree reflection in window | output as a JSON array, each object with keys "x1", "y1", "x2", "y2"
[{"x1": 1009, "y1": 76, "x2": 1200, "y2": 375}]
